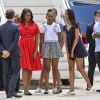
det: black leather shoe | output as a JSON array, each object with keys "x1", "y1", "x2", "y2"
[
  {"x1": 0, "y1": 88, "x2": 4, "y2": 91},
  {"x1": 7, "y1": 94, "x2": 22, "y2": 98},
  {"x1": 16, "y1": 90, "x2": 22, "y2": 93},
  {"x1": 96, "y1": 90, "x2": 100, "y2": 92},
  {"x1": 14, "y1": 94, "x2": 22, "y2": 98}
]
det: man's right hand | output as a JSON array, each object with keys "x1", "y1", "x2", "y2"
[{"x1": 2, "y1": 50, "x2": 10, "y2": 58}]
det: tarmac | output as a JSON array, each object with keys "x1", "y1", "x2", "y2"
[{"x1": 0, "y1": 71, "x2": 100, "y2": 100}]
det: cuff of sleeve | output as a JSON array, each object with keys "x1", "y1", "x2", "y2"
[
  {"x1": 8, "y1": 49, "x2": 11, "y2": 53},
  {"x1": 0, "y1": 48, "x2": 4, "y2": 53}
]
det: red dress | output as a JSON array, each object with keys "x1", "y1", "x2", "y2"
[{"x1": 19, "y1": 22, "x2": 42, "y2": 71}]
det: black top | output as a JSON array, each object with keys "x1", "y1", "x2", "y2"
[
  {"x1": 63, "y1": 24, "x2": 88, "y2": 58},
  {"x1": 86, "y1": 23, "x2": 95, "y2": 53}
]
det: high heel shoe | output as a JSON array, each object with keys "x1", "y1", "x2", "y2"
[{"x1": 24, "y1": 91, "x2": 32, "y2": 95}]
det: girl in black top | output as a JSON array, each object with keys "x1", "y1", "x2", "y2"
[{"x1": 63, "y1": 9, "x2": 94, "y2": 95}]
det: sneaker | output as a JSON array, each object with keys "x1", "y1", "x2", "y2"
[
  {"x1": 86, "y1": 87, "x2": 95, "y2": 94},
  {"x1": 63, "y1": 91, "x2": 75, "y2": 96},
  {"x1": 35, "y1": 88, "x2": 42, "y2": 93},
  {"x1": 86, "y1": 85, "x2": 93, "y2": 91},
  {"x1": 52, "y1": 88, "x2": 57, "y2": 93}
]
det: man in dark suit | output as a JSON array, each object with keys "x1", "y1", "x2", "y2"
[
  {"x1": 0, "y1": 17, "x2": 4, "y2": 91},
  {"x1": 0, "y1": 9, "x2": 22, "y2": 98},
  {"x1": 86, "y1": 10, "x2": 100, "y2": 89}
]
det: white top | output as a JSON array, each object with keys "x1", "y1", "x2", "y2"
[
  {"x1": 94, "y1": 21, "x2": 100, "y2": 33},
  {"x1": 40, "y1": 22, "x2": 61, "y2": 42},
  {"x1": 93, "y1": 21, "x2": 100, "y2": 52}
]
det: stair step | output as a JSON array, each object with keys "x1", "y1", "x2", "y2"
[
  {"x1": 3, "y1": 0, "x2": 53, "y2": 7},
  {"x1": 5, "y1": 6, "x2": 54, "y2": 14},
  {"x1": 3, "y1": 0, "x2": 55, "y2": 24}
]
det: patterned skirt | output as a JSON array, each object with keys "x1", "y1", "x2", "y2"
[{"x1": 41, "y1": 42, "x2": 63, "y2": 59}]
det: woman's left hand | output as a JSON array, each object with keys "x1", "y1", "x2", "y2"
[
  {"x1": 32, "y1": 51, "x2": 37, "y2": 59},
  {"x1": 71, "y1": 50, "x2": 75, "y2": 59}
]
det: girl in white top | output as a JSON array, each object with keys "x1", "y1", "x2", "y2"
[
  {"x1": 40, "y1": 10, "x2": 63, "y2": 94},
  {"x1": 41, "y1": 22, "x2": 60, "y2": 42}
]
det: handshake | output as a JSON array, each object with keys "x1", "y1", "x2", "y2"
[{"x1": 1, "y1": 50, "x2": 10, "y2": 58}]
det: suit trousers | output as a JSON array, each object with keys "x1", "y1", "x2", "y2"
[
  {"x1": 88, "y1": 52, "x2": 96, "y2": 86},
  {"x1": 2, "y1": 56, "x2": 20, "y2": 96},
  {"x1": 0, "y1": 58, "x2": 4, "y2": 89}
]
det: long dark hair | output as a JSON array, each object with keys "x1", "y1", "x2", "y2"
[
  {"x1": 20, "y1": 8, "x2": 34, "y2": 23},
  {"x1": 65, "y1": 9, "x2": 79, "y2": 28}
]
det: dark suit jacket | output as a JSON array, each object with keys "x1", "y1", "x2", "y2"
[
  {"x1": 86, "y1": 23, "x2": 95, "y2": 53},
  {"x1": 0, "y1": 21, "x2": 20, "y2": 56}
]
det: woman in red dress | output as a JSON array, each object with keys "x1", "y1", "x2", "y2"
[{"x1": 19, "y1": 8, "x2": 42, "y2": 95}]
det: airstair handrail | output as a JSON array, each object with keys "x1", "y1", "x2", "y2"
[
  {"x1": 64, "y1": 0, "x2": 70, "y2": 8},
  {"x1": 60, "y1": 0, "x2": 71, "y2": 25},
  {"x1": 0, "y1": 0, "x2": 6, "y2": 24}
]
